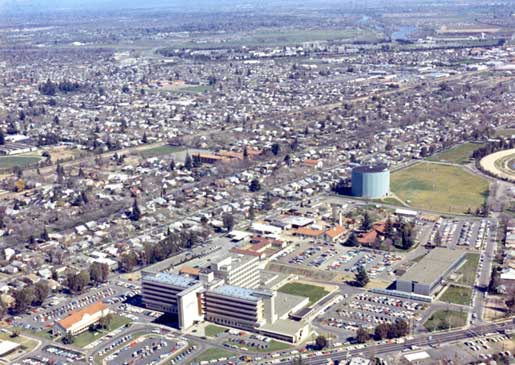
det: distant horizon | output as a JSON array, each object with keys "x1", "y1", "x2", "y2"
[{"x1": 0, "y1": 0, "x2": 465, "y2": 13}]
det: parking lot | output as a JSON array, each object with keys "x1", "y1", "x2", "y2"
[
  {"x1": 321, "y1": 292, "x2": 427, "y2": 332},
  {"x1": 428, "y1": 218, "x2": 492, "y2": 249},
  {"x1": 105, "y1": 336, "x2": 182, "y2": 365},
  {"x1": 19, "y1": 345, "x2": 87, "y2": 365},
  {"x1": 275, "y1": 240, "x2": 403, "y2": 280}
]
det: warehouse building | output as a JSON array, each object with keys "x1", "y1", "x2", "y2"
[
  {"x1": 396, "y1": 248, "x2": 466, "y2": 296},
  {"x1": 351, "y1": 164, "x2": 390, "y2": 199}
]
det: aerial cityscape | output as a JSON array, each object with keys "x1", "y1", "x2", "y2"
[{"x1": 0, "y1": 0, "x2": 514, "y2": 364}]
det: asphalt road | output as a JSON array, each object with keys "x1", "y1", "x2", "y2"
[{"x1": 291, "y1": 320, "x2": 514, "y2": 365}]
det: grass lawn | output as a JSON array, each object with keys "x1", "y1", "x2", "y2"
[
  {"x1": 391, "y1": 162, "x2": 489, "y2": 214},
  {"x1": 0, "y1": 332, "x2": 38, "y2": 352},
  {"x1": 424, "y1": 310, "x2": 467, "y2": 332},
  {"x1": 375, "y1": 196, "x2": 404, "y2": 206},
  {"x1": 277, "y1": 282, "x2": 329, "y2": 306},
  {"x1": 71, "y1": 315, "x2": 132, "y2": 348},
  {"x1": 140, "y1": 145, "x2": 186, "y2": 158},
  {"x1": 456, "y1": 253, "x2": 480, "y2": 286},
  {"x1": 0, "y1": 156, "x2": 42, "y2": 169},
  {"x1": 439, "y1": 285, "x2": 473, "y2": 305},
  {"x1": 191, "y1": 348, "x2": 235, "y2": 363},
  {"x1": 170, "y1": 85, "x2": 212, "y2": 94},
  {"x1": 428, "y1": 143, "x2": 482, "y2": 164},
  {"x1": 204, "y1": 324, "x2": 227, "y2": 337},
  {"x1": 162, "y1": 28, "x2": 382, "y2": 50},
  {"x1": 496, "y1": 128, "x2": 515, "y2": 138},
  {"x1": 23, "y1": 328, "x2": 54, "y2": 341}
]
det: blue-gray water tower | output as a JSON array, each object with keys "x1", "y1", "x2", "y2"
[{"x1": 351, "y1": 164, "x2": 390, "y2": 198}]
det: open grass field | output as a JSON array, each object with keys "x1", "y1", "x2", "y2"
[
  {"x1": 169, "y1": 85, "x2": 212, "y2": 94},
  {"x1": 161, "y1": 28, "x2": 382, "y2": 50},
  {"x1": 204, "y1": 324, "x2": 227, "y2": 338},
  {"x1": 277, "y1": 282, "x2": 329, "y2": 306},
  {"x1": 427, "y1": 143, "x2": 482, "y2": 164},
  {"x1": 496, "y1": 128, "x2": 515, "y2": 138},
  {"x1": 456, "y1": 253, "x2": 480, "y2": 286},
  {"x1": 391, "y1": 162, "x2": 489, "y2": 214},
  {"x1": 191, "y1": 348, "x2": 235, "y2": 363},
  {"x1": 424, "y1": 309, "x2": 467, "y2": 332},
  {"x1": 140, "y1": 145, "x2": 186, "y2": 158},
  {"x1": 72, "y1": 315, "x2": 131, "y2": 348},
  {"x1": 0, "y1": 155, "x2": 42, "y2": 169},
  {"x1": 439, "y1": 285, "x2": 473, "y2": 305}
]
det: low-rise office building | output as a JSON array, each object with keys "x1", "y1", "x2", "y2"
[{"x1": 53, "y1": 301, "x2": 110, "y2": 336}]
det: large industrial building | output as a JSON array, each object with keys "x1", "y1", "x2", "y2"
[
  {"x1": 351, "y1": 164, "x2": 390, "y2": 199},
  {"x1": 396, "y1": 248, "x2": 466, "y2": 296}
]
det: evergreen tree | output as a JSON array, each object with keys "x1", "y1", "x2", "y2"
[
  {"x1": 130, "y1": 198, "x2": 141, "y2": 221},
  {"x1": 355, "y1": 265, "x2": 369, "y2": 287},
  {"x1": 361, "y1": 212, "x2": 372, "y2": 231},
  {"x1": 184, "y1": 153, "x2": 193, "y2": 170},
  {"x1": 271, "y1": 143, "x2": 281, "y2": 156},
  {"x1": 249, "y1": 178, "x2": 261, "y2": 192}
]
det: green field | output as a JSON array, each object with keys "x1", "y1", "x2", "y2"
[
  {"x1": 191, "y1": 348, "x2": 235, "y2": 363},
  {"x1": 159, "y1": 28, "x2": 382, "y2": 50},
  {"x1": 140, "y1": 145, "x2": 186, "y2": 158},
  {"x1": 277, "y1": 282, "x2": 329, "y2": 306},
  {"x1": 72, "y1": 315, "x2": 132, "y2": 348},
  {"x1": 439, "y1": 285, "x2": 473, "y2": 305},
  {"x1": 428, "y1": 143, "x2": 482, "y2": 164},
  {"x1": 170, "y1": 85, "x2": 212, "y2": 94},
  {"x1": 424, "y1": 310, "x2": 467, "y2": 332},
  {"x1": 496, "y1": 128, "x2": 515, "y2": 138},
  {"x1": 0, "y1": 156, "x2": 42, "y2": 169},
  {"x1": 456, "y1": 253, "x2": 480, "y2": 286},
  {"x1": 0, "y1": 332, "x2": 38, "y2": 352},
  {"x1": 204, "y1": 324, "x2": 227, "y2": 337},
  {"x1": 391, "y1": 162, "x2": 489, "y2": 214}
]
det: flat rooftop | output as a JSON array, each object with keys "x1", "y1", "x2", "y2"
[
  {"x1": 275, "y1": 292, "x2": 309, "y2": 319},
  {"x1": 260, "y1": 319, "x2": 308, "y2": 337},
  {"x1": 210, "y1": 284, "x2": 268, "y2": 302},
  {"x1": 398, "y1": 248, "x2": 465, "y2": 285},
  {"x1": 143, "y1": 272, "x2": 198, "y2": 288}
]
